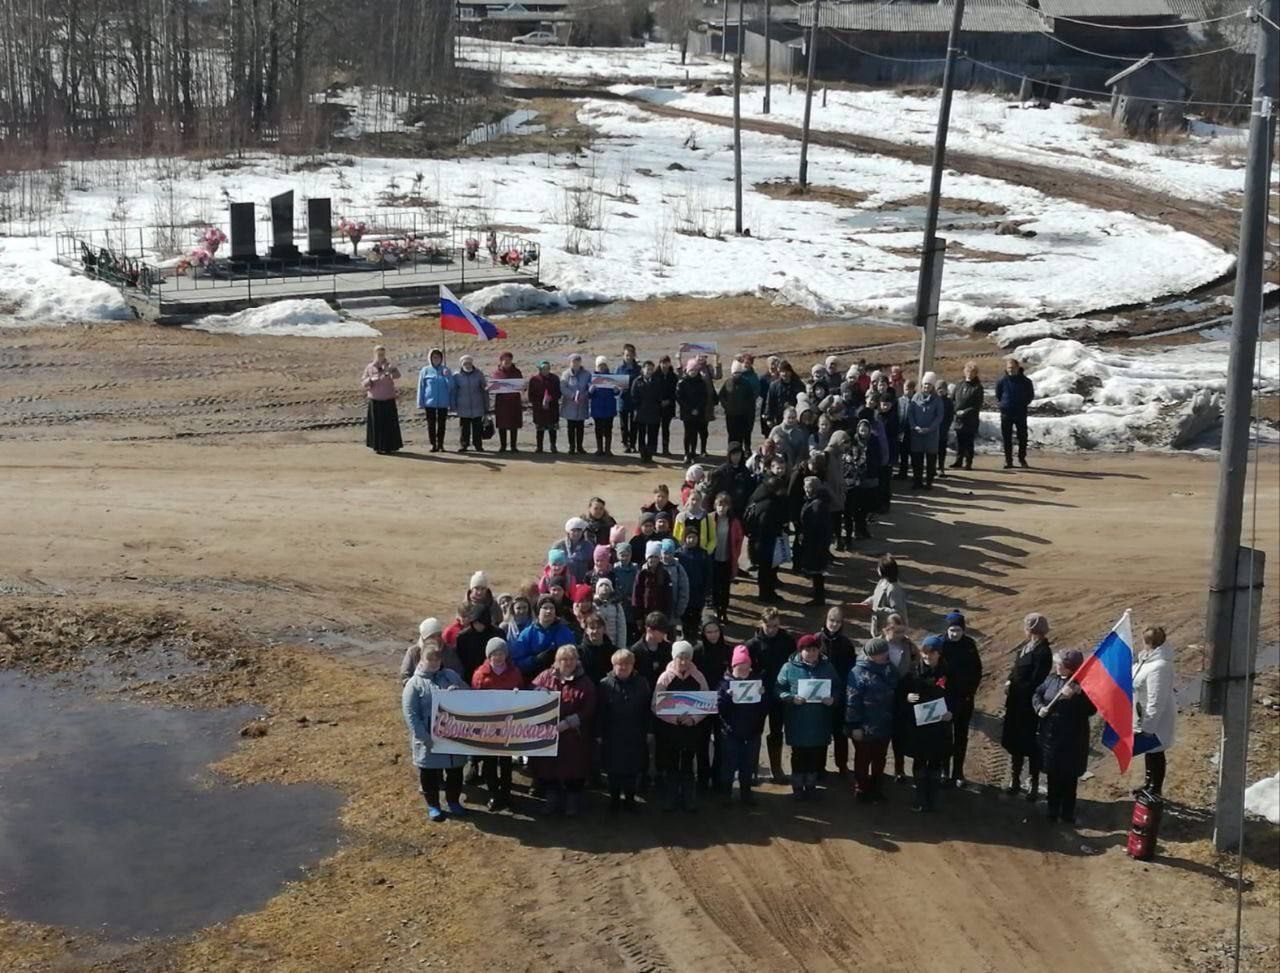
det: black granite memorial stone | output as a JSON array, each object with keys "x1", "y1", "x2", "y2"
[
  {"x1": 269, "y1": 191, "x2": 300, "y2": 260},
  {"x1": 307, "y1": 197, "x2": 335, "y2": 257},
  {"x1": 229, "y1": 203, "x2": 256, "y2": 260}
]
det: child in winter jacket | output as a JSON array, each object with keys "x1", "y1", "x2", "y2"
[
  {"x1": 844, "y1": 637, "x2": 900, "y2": 802},
  {"x1": 707, "y1": 492, "x2": 745, "y2": 625},
  {"x1": 470, "y1": 638, "x2": 524, "y2": 811},
  {"x1": 611, "y1": 542, "x2": 640, "y2": 640},
  {"x1": 583, "y1": 544, "x2": 615, "y2": 592},
  {"x1": 716, "y1": 645, "x2": 768, "y2": 804},
  {"x1": 633, "y1": 542, "x2": 673, "y2": 619},
  {"x1": 659, "y1": 538, "x2": 690, "y2": 630},
  {"x1": 554, "y1": 517, "x2": 594, "y2": 583},
  {"x1": 676, "y1": 530, "x2": 710, "y2": 639},
  {"x1": 538, "y1": 548, "x2": 578, "y2": 596},
  {"x1": 592, "y1": 578, "x2": 628, "y2": 650}
]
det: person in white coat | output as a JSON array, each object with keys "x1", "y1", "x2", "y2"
[
  {"x1": 1132, "y1": 625, "x2": 1176, "y2": 795},
  {"x1": 861, "y1": 554, "x2": 908, "y2": 637}
]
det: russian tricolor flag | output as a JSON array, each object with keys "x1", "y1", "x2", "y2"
[
  {"x1": 1074, "y1": 610, "x2": 1136, "y2": 772},
  {"x1": 440, "y1": 284, "x2": 507, "y2": 340}
]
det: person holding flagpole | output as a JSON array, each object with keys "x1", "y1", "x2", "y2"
[{"x1": 1033, "y1": 649, "x2": 1096, "y2": 824}]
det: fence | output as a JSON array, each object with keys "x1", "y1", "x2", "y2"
[{"x1": 55, "y1": 218, "x2": 540, "y2": 307}]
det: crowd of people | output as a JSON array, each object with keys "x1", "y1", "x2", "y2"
[
  {"x1": 362, "y1": 343, "x2": 1040, "y2": 472},
  {"x1": 400, "y1": 480, "x2": 1176, "y2": 825}
]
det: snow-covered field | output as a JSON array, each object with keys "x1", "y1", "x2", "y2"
[
  {"x1": 0, "y1": 99, "x2": 1231, "y2": 334},
  {"x1": 617, "y1": 83, "x2": 1260, "y2": 205},
  {"x1": 459, "y1": 38, "x2": 733, "y2": 84}
]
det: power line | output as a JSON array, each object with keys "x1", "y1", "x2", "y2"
[
  {"x1": 960, "y1": 53, "x2": 1251, "y2": 107},
  {"x1": 820, "y1": 26, "x2": 950, "y2": 62},
  {"x1": 1035, "y1": 28, "x2": 1243, "y2": 61},
  {"x1": 1010, "y1": 0, "x2": 1248, "y2": 31}
]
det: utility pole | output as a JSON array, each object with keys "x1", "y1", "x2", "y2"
[
  {"x1": 733, "y1": 0, "x2": 744, "y2": 234},
  {"x1": 763, "y1": 0, "x2": 772, "y2": 113},
  {"x1": 798, "y1": 0, "x2": 820, "y2": 188},
  {"x1": 722, "y1": 0, "x2": 728, "y2": 60},
  {"x1": 1201, "y1": 0, "x2": 1278, "y2": 854},
  {"x1": 912, "y1": 0, "x2": 965, "y2": 377}
]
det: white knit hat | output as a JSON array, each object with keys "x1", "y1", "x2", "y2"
[
  {"x1": 595, "y1": 355, "x2": 609, "y2": 368},
  {"x1": 595, "y1": 578, "x2": 614, "y2": 595},
  {"x1": 671, "y1": 640, "x2": 694, "y2": 659},
  {"x1": 565, "y1": 517, "x2": 588, "y2": 532},
  {"x1": 645, "y1": 540, "x2": 662, "y2": 559},
  {"x1": 485, "y1": 637, "x2": 509, "y2": 658},
  {"x1": 731, "y1": 360, "x2": 745, "y2": 375},
  {"x1": 686, "y1": 465, "x2": 705, "y2": 483},
  {"x1": 418, "y1": 617, "x2": 443, "y2": 640},
  {"x1": 470, "y1": 570, "x2": 489, "y2": 590},
  {"x1": 922, "y1": 371, "x2": 939, "y2": 386}
]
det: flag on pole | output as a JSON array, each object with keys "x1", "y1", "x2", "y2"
[
  {"x1": 1073, "y1": 610, "x2": 1136, "y2": 772},
  {"x1": 439, "y1": 285, "x2": 507, "y2": 340}
]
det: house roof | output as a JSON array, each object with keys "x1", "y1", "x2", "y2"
[
  {"x1": 1035, "y1": 0, "x2": 1179, "y2": 17},
  {"x1": 802, "y1": 0, "x2": 1050, "y2": 33},
  {"x1": 1105, "y1": 53, "x2": 1191, "y2": 94}
]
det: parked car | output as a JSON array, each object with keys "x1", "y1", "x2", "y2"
[{"x1": 512, "y1": 31, "x2": 561, "y2": 46}]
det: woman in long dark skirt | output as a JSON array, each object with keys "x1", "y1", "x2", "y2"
[
  {"x1": 1001, "y1": 612, "x2": 1053, "y2": 801},
  {"x1": 362, "y1": 345, "x2": 403, "y2": 454}
]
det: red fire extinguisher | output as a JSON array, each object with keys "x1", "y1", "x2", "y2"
[{"x1": 1127, "y1": 788, "x2": 1164, "y2": 861}]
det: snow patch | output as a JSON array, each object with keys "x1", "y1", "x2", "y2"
[
  {"x1": 461, "y1": 282, "x2": 609, "y2": 315},
  {"x1": 183, "y1": 299, "x2": 379, "y2": 338},
  {"x1": 770, "y1": 278, "x2": 840, "y2": 315},
  {"x1": 1244, "y1": 773, "x2": 1279, "y2": 825},
  {"x1": 0, "y1": 243, "x2": 132, "y2": 327}
]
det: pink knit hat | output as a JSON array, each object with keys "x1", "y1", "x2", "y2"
[
  {"x1": 609, "y1": 524, "x2": 627, "y2": 544},
  {"x1": 731, "y1": 645, "x2": 752, "y2": 668},
  {"x1": 593, "y1": 544, "x2": 612, "y2": 565}
]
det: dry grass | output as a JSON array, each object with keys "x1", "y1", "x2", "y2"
[{"x1": 752, "y1": 180, "x2": 871, "y2": 209}]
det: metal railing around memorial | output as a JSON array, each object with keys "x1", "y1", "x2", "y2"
[{"x1": 54, "y1": 213, "x2": 540, "y2": 307}]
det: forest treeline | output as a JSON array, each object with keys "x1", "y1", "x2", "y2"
[{"x1": 0, "y1": 0, "x2": 457, "y2": 154}]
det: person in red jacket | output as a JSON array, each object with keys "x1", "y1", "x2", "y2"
[
  {"x1": 708, "y1": 492, "x2": 745, "y2": 624},
  {"x1": 531, "y1": 645, "x2": 597, "y2": 816},
  {"x1": 470, "y1": 638, "x2": 524, "y2": 811},
  {"x1": 632, "y1": 540, "x2": 673, "y2": 621}
]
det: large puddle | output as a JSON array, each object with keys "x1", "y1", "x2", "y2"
[{"x1": 0, "y1": 670, "x2": 344, "y2": 939}]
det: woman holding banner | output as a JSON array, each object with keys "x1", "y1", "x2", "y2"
[
  {"x1": 653, "y1": 641, "x2": 711, "y2": 812},
  {"x1": 402, "y1": 643, "x2": 469, "y2": 823},
  {"x1": 531, "y1": 645, "x2": 597, "y2": 816},
  {"x1": 560, "y1": 354, "x2": 592, "y2": 456},
  {"x1": 491, "y1": 351, "x2": 524, "y2": 453},
  {"x1": 470, "y1": 638, "x2": 524, "y2": 812},
  {"x1": 528, "y1": 360, "x2": 561, "y2": 454}
]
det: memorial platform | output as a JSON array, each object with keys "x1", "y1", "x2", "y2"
[{"x1": 54, "y1": 193, "x2": 542, "y2": 324}]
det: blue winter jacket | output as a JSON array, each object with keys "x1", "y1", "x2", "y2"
[
  {"x1": 512, "y1": 619, "x2": 576, "y2": 675},
  {"x1": 844, "y1": 655, "x2": 900, "y2": 742},
  {"x1": 676, "y1": 547, "x2": 710, "y2": 606},
  {"x1": 995, "y1": 372, "x2": 1035, "y2": 419},
  {"x1": 616, "y1": 360, "x2": 642, "y2": 411},
  {"x1": 906, "y1": 392, "x2": 945, "y2": 454},
  {"x1": 589, "y1": 372, "x2": 620, "y2": 420},
  {"x1": 417, "y1": 363, "x2": 454, "y2": 409},
  {"x1": 402, "y1": 667, "x2": 468, "y2": 770}
]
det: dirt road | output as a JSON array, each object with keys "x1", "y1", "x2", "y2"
[{"x1": 0, "y1": 318, "x2": 1277, "y2": 972}]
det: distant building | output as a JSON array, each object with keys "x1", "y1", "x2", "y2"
[
  {"x1": 789, "y1": 0, "x2": 1229, "y2": 100},
  {"x1": 1106, "y1": 55, "x2": 1190, "y2": 134},
  {"x1": 456, "y1": 0, "x2": 573, "y2": 39}
]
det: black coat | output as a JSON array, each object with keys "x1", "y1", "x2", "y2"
[
  {"x1": 706, "y1": 459, "x2": 757, "y2": 518},
  {"x1": 745, "y1": 628, "x2": 797, "y2": 691},
  {"x1": 899, "y1": 659, "x2": 953, "y2": 761},
  {"x1": 718, "y1": 374, "x2": 757, "y2": 419},
  {"x1": 764, "y1": 376, "x2": 804, "y2": 425},
  {"x1": 695, "y1": 635, "x2": 733, "y2": 688},
  {"x1": 717, "y1": 671, "x2": 769, "y2": 739},
  {"x1": 631, "y1": 374, "x2": 665, "y2": 424},
  {"x1": 579, "y1": 635, "x2": 618, "y2": 685},
  {"x1": 818, "y1": 627, "x2": 857, "y2": 689},
  {"x1": 952, "y1": 379, "x2": 985, "y2": 432},
  {"x1": 1033, "y1": 673, "x2": 1096, "y2": 777},
  {"x1": 655, "y1": 367, "x2": 679, "y2": 419},
  {"x1": 797, "y1": 489, "x2": 833, "y2": 576},
  {"x1": 1000, "y1": 637, "x2": 1053, "y2": 758},
  {"x1": 676, "y1": 374, "x2": 709, "y2": 422},
  {"x1": 597, "y1": 672, "x2": 652, "y2": 775},
  {"x1": 744, "y1": 479, "x2": 787, "y2": 561},
  {"x1": 628, "y1": 637, "x2": 669, "y2": 685},
  {"x1": 456, "y1": 622, "x2": 502, "y2": 682},
  {"x1": 942, "y1": 635, "x2": 983, "y2": 701}
]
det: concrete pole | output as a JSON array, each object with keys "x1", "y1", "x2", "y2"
[
  {"x1": 1202, "y1": 0, "x2": 1279, "y2": 721},
  {"x1": 1213, "y1": 549, "x2": 1266, "y2": 853},
  {"x1": 912, "y1": 0, "x2": 965, "y2": 375},
  {"x1": 722, "y1": 0, "x2": 728, "y2": 59},
  {"x1": 733, "y1": 0, "x2": 744, "y2": 235},
  {"x1": 763, "y1": 0, "x2": 772, "y2": 113},
  {"x1": 798, "y1": 0, "x2": 820, "y2": 189}
]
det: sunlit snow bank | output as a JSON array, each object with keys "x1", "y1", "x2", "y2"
[
  {"x1": 462, "y1": 282, "x2": 609, "y2": 316},
  {"x1": 972, "y1": 337, "x2": 1280, "y2": 450},
  {"x1": 1244, "y1": 774, "x2": 1280, "y2": 825},
  {"x1": 183, "y1": 300, "x2": 379, "y2": 338},
  {"x1": 0, "y1": 242, "x2": 132, "y2": 327}
]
